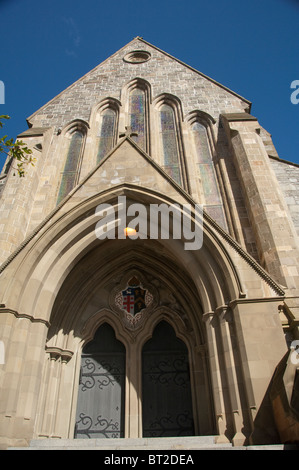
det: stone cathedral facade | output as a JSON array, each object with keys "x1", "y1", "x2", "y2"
[{"x1": 1, "y1": 37, "x2": 299, "y2": 449}]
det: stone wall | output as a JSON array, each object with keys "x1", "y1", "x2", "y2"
[{"x1": 271, "y1": 158, "x2": 299, "y2": 237}]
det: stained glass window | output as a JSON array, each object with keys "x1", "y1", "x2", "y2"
[
  {"x1": 192, "y1": 122, "x2": 212, "y2": 164},
  {"x1": 97, "y1": 108, "x2": 117, "y2": 163},
  {"x1": 191, "y1": 122, "x2": 227, "y2": 230},
  {"x1": 160, "y1": 104, "x2": 181, "y2": 185},
  {"x1": 57, "y1": 130, "x2": 83, "y2": 204},
  {"x1": 129, "y1": 88, "x2": 146, "y2": 151}
]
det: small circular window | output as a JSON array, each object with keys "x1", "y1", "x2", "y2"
[{"x1": 124, "y1": 50, "x2": 151, "y2": 64}]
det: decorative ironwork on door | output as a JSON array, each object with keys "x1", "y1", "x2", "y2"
[
  {"x1": 74, "y1": 323, "x2": 125, "y2": 439},
  {"x1": 142, "y1": 321, "x2": 195, "y2": 437}
]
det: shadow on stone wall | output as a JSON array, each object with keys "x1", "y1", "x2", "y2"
[{"x1": 251, "y1": 351, "x2": 299, "y2": 445}]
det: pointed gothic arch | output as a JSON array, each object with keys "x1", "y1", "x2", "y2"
[
  {"x1": 153, "y1": 94, "x2": 188, "y2": 191},
  {"x1": 0, "y1": 184, "x2": 285, "y2": 445},
  {"x1": 89, "y1": 98, "x2": 120, "y2": 164},
  {"x1": 184, "y1": 111, "x2": 227, "y2": 230},
  {"x1": 0, "y1": 186, "x2": 242, "y2": 318},
  {"x1": 56, "y1": 120, "x2": 89, "y2": 204},
  {"x1": 185, "y1": 110, "x2": 216, "y2": 152},
  {"x1": 121, "y1": 78, "x2": 151, "y2": 153}
]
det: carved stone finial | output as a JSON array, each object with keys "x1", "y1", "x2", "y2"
[{"x1": 119, "y1": 126, "x2": 138, "y2": 139}]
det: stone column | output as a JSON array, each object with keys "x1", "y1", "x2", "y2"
[
  {"x1": 203, "y1": 312, "x2": 230, "y2": 443},
  {"x1": 126, "y1": 341, "x2": 142, "y2": 438},
  {"x1": 0, "y1": 309, "x2": 48, "y2": 448},
  {"x1": 230, "y1": 298, "x2": 287, "y2": 442},
  {"x1": 34, "y1": 347, "x2": 74, "y2": 439},
  {"x1": 216, "y1": 306, "x2": 249, "y2": 445}
]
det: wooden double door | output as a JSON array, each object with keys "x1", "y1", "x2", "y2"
[{"x1": 75, "y1": 321, "x2": 194, "y2": 438}]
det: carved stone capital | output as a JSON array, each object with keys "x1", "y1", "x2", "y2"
[{"x1": 46, "y1": 346, "x2": 73, "y2": 362}]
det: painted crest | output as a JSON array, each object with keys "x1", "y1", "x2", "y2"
[
  {"x1": 114, "y1": 275, "x2": 155, "y2": 330},
  {"x1": 122, "y1": 284, "x2": 146, "y2": 316}
]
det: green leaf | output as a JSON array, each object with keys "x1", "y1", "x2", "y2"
[{"x1": 1, "y1": 115, "x2": 37, "y2": 177}]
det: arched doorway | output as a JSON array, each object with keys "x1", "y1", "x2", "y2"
[
  {"x1": 74, "y1": 320, "x2": 196, "y2": 440},
  {"x1": 25, "y1": 187, "x2": 242, "y2": 442},
  {"x1": 42, "y1": 243, "x2": 216, "y2": 440},
  {"x1": 142, "y1": 321, "x2": 194, "y2": 437},
  {"x1": 74, "y1": 323, "x2": 126, "y2": 439}
]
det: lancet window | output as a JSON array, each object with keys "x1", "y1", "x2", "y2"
[
  {"x1": 159, "y1": 104, "x2": 182, "y2": 186},
  {"x1": 129, "y1": 87, "x2": 147, "y2": 151},
  {"x1": 97, "y1": 108, "x2": 117, "y2": 163},
  {"x1": 57, "y1": 128, "x2": 85, "y2": 204}
]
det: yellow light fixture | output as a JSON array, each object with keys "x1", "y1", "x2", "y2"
[{"x1": 124, "y1": 227, "x2": 137, "y2": 237}]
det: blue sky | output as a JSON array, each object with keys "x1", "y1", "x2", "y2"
[{"x1": 0, "y1": 0, "x2": 298, "y2": 167}]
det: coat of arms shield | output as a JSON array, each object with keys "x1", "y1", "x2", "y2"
[
  {"x1": 122, "y1": 281, "x2": 146, "y2": 316},
  {"x1": 113, "y1": 275, "x2": 155, "y2": 330}
]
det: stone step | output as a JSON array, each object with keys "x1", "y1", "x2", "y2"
[
  {"x1": 27, "y1": 435, "x2": 232, "y2": 450},
  {"x1": 8, "y1": 436, "x2": 295, "y2": 450}
]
